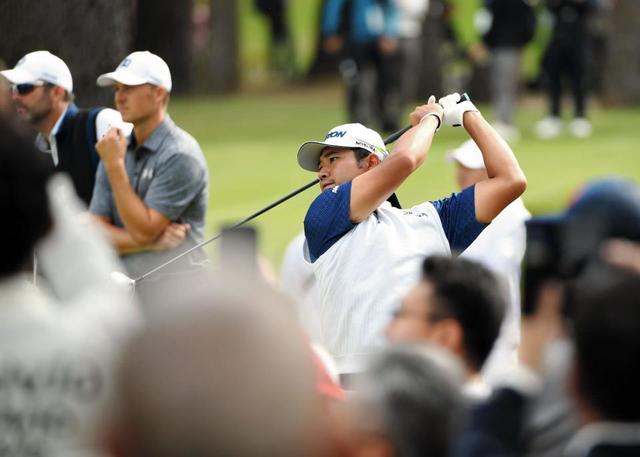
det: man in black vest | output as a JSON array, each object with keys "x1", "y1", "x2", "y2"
[{"x1": 1, "y1": 50, "x2": 130, "y2": 206}]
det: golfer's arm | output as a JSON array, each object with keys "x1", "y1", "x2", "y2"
[
  {"x1": 350, "y1": 116, "x2": 439, "y2": 222},
  {"x1": 464, "y1": 112, "x2": 527, "y2": 223},
  {"x1": 104, "y1": 162, "x2": 170, "y2": 244},
  {"x1": 92, "y1": 215, "x2": 155, "y2": 255}
]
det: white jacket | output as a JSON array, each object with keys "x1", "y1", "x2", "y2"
[{"x1": 0, "y1": 175, "x2": 140, "y2": 457}]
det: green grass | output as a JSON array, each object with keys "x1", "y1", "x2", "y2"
[{"x1": 168, "y1": 85, "x2": 640, "y2": 269}]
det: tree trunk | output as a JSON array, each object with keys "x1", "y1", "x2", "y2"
[
  {"x1": 194, "y1": 0, "x2": 239, "y2": 93},
  {"x1": 601, "y1": 0, "x2": 640, "y2": 106},
  {"x1": 133, "y1": 0, "x2": 194, "y2": 94},
  {"x1": 0, "y1": 0, "x2": 133, "y2": 107}
]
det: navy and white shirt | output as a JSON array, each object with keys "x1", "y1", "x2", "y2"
[{"x1": 302, "y1": 181, "x2": 486, "y2": 374}]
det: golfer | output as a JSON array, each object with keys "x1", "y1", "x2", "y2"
[
  {"x1": 90, "y1": 51, "x2": 209, "y2": 304},
  {"x1": 297, "y1": 93, "x2": 527, "y2": 378}
]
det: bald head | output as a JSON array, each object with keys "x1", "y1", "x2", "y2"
[{"x1": 109, "y1": 285, "x2": 321, "y2": 457}]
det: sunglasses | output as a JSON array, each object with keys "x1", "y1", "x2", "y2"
[{"x1": 12, "y1": 81, "x2": 53, "y2": 96}]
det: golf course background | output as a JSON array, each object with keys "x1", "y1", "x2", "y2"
[{"x1": 171, "y1": 1, "x2": 640, "y2": 268}]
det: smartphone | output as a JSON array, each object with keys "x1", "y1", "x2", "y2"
[{"x1": 219, "y1": 226, "x2": 258, "y2": 275}]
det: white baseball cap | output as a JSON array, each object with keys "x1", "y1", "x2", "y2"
[
  {"x1": 0, "y1": 50, "x2": 73, "y2": 92},
  {"x1": 297, "y1": 123, "x2": 389, "y2": 172},
  {"x1": 445, "y1": 139, "x2": 485, "y2": 170},
  {"x1": 97, "y1": 51, "x2": 172, "y2": 92}
]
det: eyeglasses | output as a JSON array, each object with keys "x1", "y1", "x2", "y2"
[{"x1": 12, "y1": 81, "x2": 53, "y2": 96}]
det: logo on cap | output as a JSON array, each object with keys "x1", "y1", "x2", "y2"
[
  {"x1": 326, "y1": 131, "x2": 346, "y2": 139},
  {"x1": 119, "y1": 58, "x2": 132, "y2": 68}
]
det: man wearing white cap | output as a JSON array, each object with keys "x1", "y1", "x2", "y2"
[
  {"x1": 296, "y1": 93, "x2": 527, "y2": 379},
  {"x1": 90, "y1": 51, "x2": 209, "y2": 295},
  {"x1": 0, "y1": 50, "x2": 130, "y2": 205},
  {"x1": 446, "y1": 139, "x2": 530, "y2": 387}
]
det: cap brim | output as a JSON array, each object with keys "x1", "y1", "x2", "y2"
[
  {"x1": 96, "y1": 70, "x2": 148, "y2": 87},
  {"x1": 0, "y1": 68, "x2": 37, "y2": 85},
  {"x1": 297, "y1": 141, "x2": 330, "y2": 172}
]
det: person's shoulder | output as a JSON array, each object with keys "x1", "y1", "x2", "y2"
[{"x1": 164, "y1": 120, "x2": 204, "y2": 157}]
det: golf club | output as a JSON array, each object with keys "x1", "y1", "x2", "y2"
[{"x1": 117, "y1": 95, "x2": 461, "y2": 287}]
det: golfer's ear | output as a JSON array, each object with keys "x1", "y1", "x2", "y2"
[{"x1": 367, "y1": 154, "x2": 381, "y2": 169}]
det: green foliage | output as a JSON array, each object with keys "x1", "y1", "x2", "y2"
[{"x1": 169, "y1": 87, "x2": 640, "y2": 268}]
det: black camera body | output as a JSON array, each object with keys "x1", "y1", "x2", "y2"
[{"x1": 522, "y1": 179, "x2": 640, "y2": 316}]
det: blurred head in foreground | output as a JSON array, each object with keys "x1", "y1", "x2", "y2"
[
  {"x1": 104, "y1": 283, "x2": 341, "y2": 457},
  {"x1": 349, "y1": 344, "x2": 466, "y2": 457}
]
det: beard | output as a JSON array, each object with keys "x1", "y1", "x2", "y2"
[{"x1": 16, "y1": 91, "x2": 54, "y2": 126}]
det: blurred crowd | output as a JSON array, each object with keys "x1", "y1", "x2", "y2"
[
  {"x1": 303, "y1": 0, "x2": 607, "y2": 140},
  {"x1": 1, "y1": 1, "x2": 639, "y2": 457}
]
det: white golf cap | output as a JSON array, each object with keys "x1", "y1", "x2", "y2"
[
  {"x1": 297, "y1": 123, "x2": 389, "y2": 172},
  {"x1": 445, "y1": 139, "x2": 485, "y2": 170},
  {"x1": 0, "y1": 50, "x2": 73, "y2": 92},
  {"x1": 97, "y1": 51, "x2": 172, "y2": 92}
]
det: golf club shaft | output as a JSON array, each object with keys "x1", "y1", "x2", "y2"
[
  {"x1": 134, "y1": 124, "x2": 413, "y2": 283},
  {"x1": 134, "y1": 178, "x2": 319, "y2": 282}
]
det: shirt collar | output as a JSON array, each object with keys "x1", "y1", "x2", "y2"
[
  {"x1": 131, "y1": 114, "x2": 174, "y2": 153},
  {"x1": 564, "y1": 421, "x2": 640, "y2": 457}
]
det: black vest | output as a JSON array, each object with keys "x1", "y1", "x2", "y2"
[{"x1": 55, "y1": 106, "x2": 101, "y2": 206}]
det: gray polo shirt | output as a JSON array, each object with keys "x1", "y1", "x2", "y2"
[{"x1": 90, "y1": 115, "x2": 209, "y2": 279}]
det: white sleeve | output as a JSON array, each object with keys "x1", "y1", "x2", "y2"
[
  {"x1": 95, "y1": 108, "x2": 133, "y2": 139},
  {"x1": 280, "y1": 234, "x2": 314, "y2": 303}
]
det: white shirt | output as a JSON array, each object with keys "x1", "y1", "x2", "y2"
[
  {"x1": 280, "y1": 233, "x2": 323, "y2": 344},
  {"x1": 0, "y1": 175, "x2": 140, "y2": 457},
  {"x1": 394, "y1": 0, "x2": 430, "y2": 38},
  {"x1": 306, "y1": 201, "x2": 451, "y2": 374},
  {"x1": 461, "y1": 198, "x2": 530, "y2": 386}
]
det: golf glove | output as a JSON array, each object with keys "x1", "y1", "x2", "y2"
[{"x1": 438, "y1": 93, "x2": 478, "y2": 128}]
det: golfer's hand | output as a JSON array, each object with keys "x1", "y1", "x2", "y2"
[
  {"x1": 152, "y1": 223, "x2": 190, "y2": 251},
  {"x1": 438, "y1": 93, "x2": 479, "y2": 128},
  {"x1": 96, "y1": 127, "x2": 127, "y2": 169},
  {"x1": 409, "y1": 95, "x2": 443, "y2": 129}
]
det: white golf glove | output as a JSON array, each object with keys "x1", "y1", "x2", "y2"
[{"x1": 438, "y1": 93, "x2": 479, "y2": 128}]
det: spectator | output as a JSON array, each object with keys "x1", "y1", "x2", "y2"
[
  {"x1": 446, "y1": 139, "x2": 530, "y2": 386},
  {"x1": 535, "y1": 0, "x2": 597, "y2": 139},
  {"x1": 386, "y1": 256, "x2": 506, "y2": 400},
  {"x1": 91, "y1": 51, "x2": 209, "y2": 302},
  {"x1": 322, "y1": 0, "x2": 402, "y2": 132},
  {"x1": 454, "y1": 177, "x2": 640, "y2": 457},
  {"x1": 482, "y1": 0, "x2": 537, "y2": 142},
  {"x1": 102, "y1": 285, "x2": 342, "y2": 457},
  {"x1": 454, "y1": 268, "x2": 640, "y2": 457},
  {"x1": 394, "y1": 0, "x2": 430, "y2": 107},
  {"x1": 0, "y1": 120, "x2": 139, "y2": 456},
  {"x1": 254, "y1": 0, "x2": 296, "y2": 78},
  {"x1": 297, "y1": 93, "x2": 526, "y2": 379},
  {"x1": 0, "y1": 50, "x2": 131, "y2": 205},
  {"x1": 349, "y1": 345, "x2": 466, "y2": 457}
]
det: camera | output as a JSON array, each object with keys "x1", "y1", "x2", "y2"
[{"x1": 522, "y1": 179, "x2": 640, "y2": 316}]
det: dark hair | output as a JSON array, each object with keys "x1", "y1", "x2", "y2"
[
  {"x1": 359, "y1": 346, "x2": 466, "y2": 457},
  {"x1": 353, "y1": 147, "x2": 371, "y2": 162},
  {"x1": 574, "y1": 268, "x2": 640, "y2": 421},
  {"x1": 0, "y1": 118, "x2": 52, "y2": 277},
  {"x1": 421, "y1": 256, "x2": 505, "y2": 371}
]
